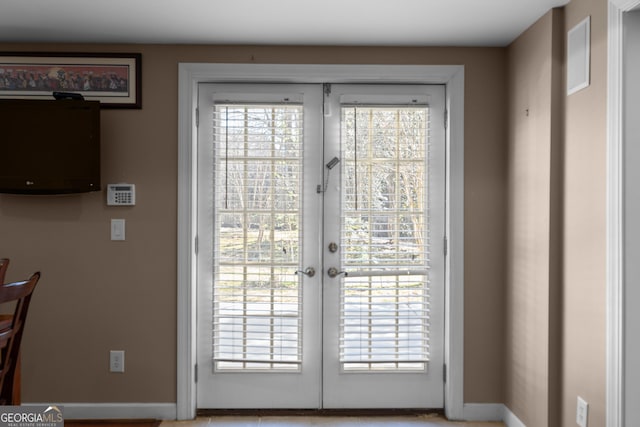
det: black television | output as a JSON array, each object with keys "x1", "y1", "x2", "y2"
[{"x1": 0, "y1": 99, "x2": 101, "y2": 195}]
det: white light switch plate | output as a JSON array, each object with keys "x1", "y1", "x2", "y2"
[{"x1": 111, "y1": 219, "x2": 126, "y2": 241}]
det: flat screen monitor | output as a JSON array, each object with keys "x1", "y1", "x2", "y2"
[{"x1": 0, "y1": 99, "x2": 101, "y2": 195}]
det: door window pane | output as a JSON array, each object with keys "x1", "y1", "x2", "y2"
[
  {"x1": 339, "y1": 106, "x2": 431, "y2": 371},
  {"x1": 212, "y1": 105, "x2": 304, "y2": 371}
]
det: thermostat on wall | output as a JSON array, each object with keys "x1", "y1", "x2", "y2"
[{"x1": 107, "y1": 183, "x2": 136, "y2": 206}]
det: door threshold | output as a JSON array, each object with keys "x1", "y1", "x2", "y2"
[{"x1": 197, "y1": 408, "x2": 444, "y2": 417}]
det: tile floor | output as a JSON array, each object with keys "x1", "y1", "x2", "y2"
[{"x1": 161, "y1": 414, "x2": 504, "y2": 427}]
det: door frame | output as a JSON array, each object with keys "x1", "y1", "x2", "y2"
[
  {"x1": 177, "y1": 63, "x2": 465, "y2": 420},
  {"x1": 608, "y1": 2, "x2": 640, "y2": 426}
]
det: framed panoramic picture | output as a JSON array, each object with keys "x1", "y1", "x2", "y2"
[{"x1": 0, "y1": 52, "x2": 141, "y2": 108}]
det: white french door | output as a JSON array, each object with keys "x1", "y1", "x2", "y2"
[
  {"x1": 322, "y1": 85, "x2": 445, "y2": 408},
  {"x1": 196, "y1": 84, "x2": 323, "y2": 408},
  {"x1": 196, "y1": 83, "x2": 445, "y2": 409}
]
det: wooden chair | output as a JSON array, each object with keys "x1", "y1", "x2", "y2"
[
  {"x1": 0, "y1": 259, "x2": 12, "y2": 344},
  {"x1": 0, "y1": 272, "x2": 40, "y2": 405},
  {"x1": 0, "y1": 259, "x2": 8, "y2": 285}
]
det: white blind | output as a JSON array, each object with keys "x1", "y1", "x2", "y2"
[
  {"x1": 339, "y1": 106, "x2": 432, "y2": 371},
  {"x1": 212, "y1": 104, "x2": 304, "y2": 371}
]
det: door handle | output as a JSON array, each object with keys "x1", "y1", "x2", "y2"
[
  {"x1": 327, "y1": 267, "x2": 346, "y2": 278},
  {"x1": 327, "y1": 268, "x2": 428, "y2": 278},
  {"x1": 295, "y1": 267, "x2": 316, "y2": 278}
]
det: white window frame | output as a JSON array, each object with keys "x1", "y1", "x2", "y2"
[{"x1": 177, "y1": 63, "x2": 464, "y2": 420}]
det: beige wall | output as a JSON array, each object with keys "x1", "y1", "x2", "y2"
[
  {"x1": 562, "y1": 0, "x2": 608, "y2": 426},
  {"x1": 0, "y1": 45, "x2": 507, "y2": 404},
  {"x1": 504, "y1": 0, "x2": 608, "y2": 426},
  {"x1": 505, "y1": 8, "x2": 564, "y2": 427}
]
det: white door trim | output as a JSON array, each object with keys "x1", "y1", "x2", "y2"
[
  {"x1": 177, "y1": 63, "x2": 465, "y2": 420},
  {"x1": 607, "y1": 5, "x2": 624, "y2": 427},
  {"x1": 607, "y1": 1, "x2": 640, "y2": 426}
]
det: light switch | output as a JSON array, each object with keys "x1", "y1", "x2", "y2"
[{"x1": 111, "y1": 219, "x2": 126, "y2": 241}]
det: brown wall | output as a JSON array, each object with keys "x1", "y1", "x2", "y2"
[{"x1": 0, "y1": 45, "x2": 507, "y2": 404}]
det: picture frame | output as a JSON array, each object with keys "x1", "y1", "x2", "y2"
[{"x1": 0, "y1": 52, "x2": 141, "y2": 108}]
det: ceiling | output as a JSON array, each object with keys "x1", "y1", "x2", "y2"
[{"x1": 0, "y1": 0, "x2": 569, "y2": 47}]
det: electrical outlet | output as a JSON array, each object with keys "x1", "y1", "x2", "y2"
[
  {"x1": 577, "y1": 396, "x2": 588, "y2": 427},
  {"x1": 110, "y1": 350, "x2": 125, "y2": 373}
]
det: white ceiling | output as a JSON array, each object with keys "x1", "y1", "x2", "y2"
[{"x1": 0, "y1": 0, "x2": 569, "y2": 47}]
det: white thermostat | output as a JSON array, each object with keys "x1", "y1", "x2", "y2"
[{"x1": 107, "y1": 184, "x2": 136, "y2": 206}]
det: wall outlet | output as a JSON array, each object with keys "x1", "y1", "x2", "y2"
[
  {"x1": 577, "y1": 396, "x2": 588, "y2": 427},
  {"x1": 110, "y1": 350, "x2": 125, "y2": 373}
]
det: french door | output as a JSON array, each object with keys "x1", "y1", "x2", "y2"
[{"x1": 196, "y1": 83, "x2": 445, "y2": 409}]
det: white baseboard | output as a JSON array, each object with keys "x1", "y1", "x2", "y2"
[
  {"x1": 502, "y1": 405, "x2": 527, "y2": 427},
  {"x1": 23, "y1": 403, "x2": 177, "y2": 420},
  {"x1": 460, "y1": 403, "x2": 526, "y2": 427},
  {"x1": 23, "y1": 401, "x2": 524, "y2": 425},
  {"x1": 462, "y1": 403, "x2": 504, "y2": 421}
]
